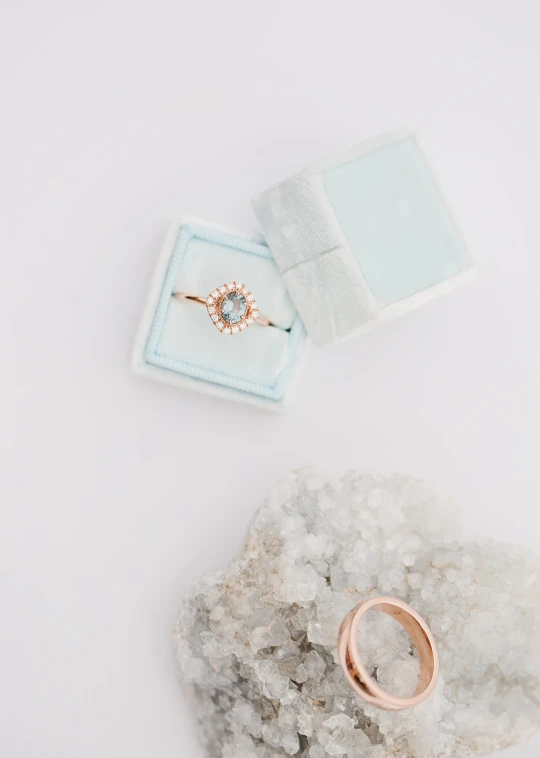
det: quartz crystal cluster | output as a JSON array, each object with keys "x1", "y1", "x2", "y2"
[{"x1": 174, "y1": 469, "x2": 540, "y2": 758}]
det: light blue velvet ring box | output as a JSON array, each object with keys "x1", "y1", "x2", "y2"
[
  {"x1": 253, "y1": 129, "x2": 475, "y2": 346},
  {"x1": 132, "y1": 218, "x2": 308, "y2": 411},
  {"x1": 133, "y1": 131, "x2": 474, "y2": 409}
]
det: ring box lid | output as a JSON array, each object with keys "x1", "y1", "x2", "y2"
[{"x1": 253, "y1": 130, "x2": 475, "y2": 347}]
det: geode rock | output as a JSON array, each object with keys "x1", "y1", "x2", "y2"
[{"x1": 174, "y1": 469, "x2": 540, "y2": 757}]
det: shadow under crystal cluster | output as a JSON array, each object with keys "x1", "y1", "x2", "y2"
[{"x1": 174, "y1": 469, "x2": 540, "y2": 758}]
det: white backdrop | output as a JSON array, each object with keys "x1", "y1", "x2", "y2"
[{"x1": 1, "y1": 2, "x2": 539, "y2": 756}]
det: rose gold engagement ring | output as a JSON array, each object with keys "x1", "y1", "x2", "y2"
[
  {"x1": 172, "y1": 281, "x2": 280, "y2": 335},
  {"x1": 338, "y1": 596, "x2": 439, "y2": 711}
]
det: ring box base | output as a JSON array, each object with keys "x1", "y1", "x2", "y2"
[{"x1": 132, "y1": 217, "x2": 307, "y2": 411}]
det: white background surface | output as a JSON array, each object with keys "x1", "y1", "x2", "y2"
[{"x1": 1, "y1": 2, "x2": 539, "y2": 756}]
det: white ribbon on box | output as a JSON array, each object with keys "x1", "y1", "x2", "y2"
[{"x1": 254, "y1": 172, "x2": 378, "y2": 346}]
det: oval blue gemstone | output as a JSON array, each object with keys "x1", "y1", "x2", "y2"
[{"x1": 221, "y1": 292, "x2": 247, "y2": 325}]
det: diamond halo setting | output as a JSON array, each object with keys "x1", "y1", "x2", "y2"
[{"x1": 206, "y1": 282, "x2": 259, "y2": 334}]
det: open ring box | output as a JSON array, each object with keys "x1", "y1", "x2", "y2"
[{"x1": 132, "y1": 130, "x2": 475, "y2": 411}]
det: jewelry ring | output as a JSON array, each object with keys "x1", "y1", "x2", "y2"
[
  {"x1": 338, "y1": 596, "x2": 439, "y2": 710},
  {"x1": 172, "y1": 281, "x2": 279, "y2": 335}
]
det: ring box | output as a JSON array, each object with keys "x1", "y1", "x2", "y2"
[
  {"x1": 132, "y1": 219, "x2": 308, "y2": 411},
  {"x1": 133, "y1": 130, "x2": 475, "y2": 410}
]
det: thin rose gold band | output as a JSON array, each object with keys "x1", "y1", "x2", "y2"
[
  {"x1": 338, "y1": 597, "x2": 439, "y2": 711},
  {"x1": 172, "y1": 292, "x2": 276, "y2": 328}
]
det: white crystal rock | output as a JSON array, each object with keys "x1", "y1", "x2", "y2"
[{"x1": 174, "y1": 469, "x2": 540, "y2": 757}]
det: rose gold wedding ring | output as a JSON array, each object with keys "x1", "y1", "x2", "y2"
[
  {"x1": 172, "y1": 281, "x2": 277, "y2": 335},
  {"x1": 338, "y1": 596, "x2": 439, "y2": 711}
]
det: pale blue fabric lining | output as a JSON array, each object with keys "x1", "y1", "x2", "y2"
[
  {"x1": 144, "y1": 224, "x2": 305, "y2": 401},
  {"x1": 321, "y1": 139, "x2": 472, "y2": 307}
]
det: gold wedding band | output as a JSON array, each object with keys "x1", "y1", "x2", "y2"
[{"x1": 338, "y1": 597, "x2": 439, "y2": 711}]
